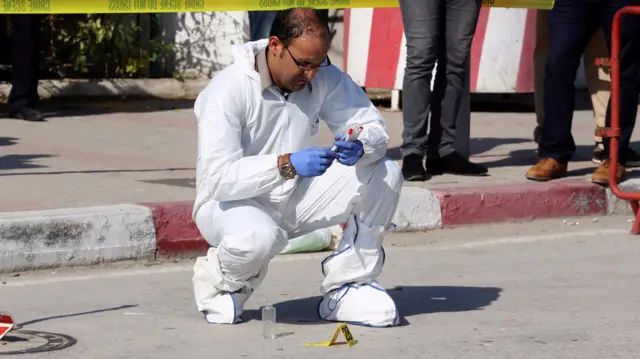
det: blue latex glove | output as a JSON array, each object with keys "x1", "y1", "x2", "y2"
[
  {"x1": 333, "y1": 133, "x2": 364, "y2": 166},
  {"x1": 290, "y1": 147, "x2": 337, "y2": 177}
]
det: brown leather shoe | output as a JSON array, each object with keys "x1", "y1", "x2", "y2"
[
  {"x1": 591, "y1": 160, "x2": 625, "y2": 185},
  {"x1": 525, "y1": 158, "x2": 568, "y2": 181}
]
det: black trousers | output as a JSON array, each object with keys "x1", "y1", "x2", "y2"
[
  {"x1": 539, "y1": 0, "x2": 640, "y2": 163},
  {"x1": 7, "y1": 15, "x2": 41, "y2": 113}
]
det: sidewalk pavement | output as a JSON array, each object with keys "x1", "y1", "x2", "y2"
[{"x1": 1, "y1": 96, "x2": 639, "y2": 272}]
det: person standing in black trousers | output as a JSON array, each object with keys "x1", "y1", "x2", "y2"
[
  {"x1": 525, "y1": 0, "x2": 640, "y2": 185},
  {"x1": 7, "y1": 15, "x2": 44, "y2": 122},
  {"x1": 398, "y1": 0, "x2": 488, "y2": 181}
]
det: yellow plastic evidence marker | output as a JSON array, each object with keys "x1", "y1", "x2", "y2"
[{"x1": 304, "y1": 323, "x2": 357, "y2": 347}]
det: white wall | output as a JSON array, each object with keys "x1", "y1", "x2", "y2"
[
  {"x1": 161, "y1": 10, "x2": 345, "y2": 78},
  {"x1": 160, "y1": 11, "x2": 249, "y2": 78}
]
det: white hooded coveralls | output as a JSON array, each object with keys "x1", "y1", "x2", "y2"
[{"x1": 191, "y1": 40, "x2": 403, "y2": 327}]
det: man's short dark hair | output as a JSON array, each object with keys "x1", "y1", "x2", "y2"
[{"x1": 268, "y1": 8, "x2": 330, "y2": 47}]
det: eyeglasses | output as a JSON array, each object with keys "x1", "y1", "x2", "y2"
[{"x1": 284, "y1": 46, "x2": 331, "y2": 71}]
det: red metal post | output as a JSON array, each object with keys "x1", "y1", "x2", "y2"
[{"x1": 606, "y1": 6, "x2": 640, "y2": 234}]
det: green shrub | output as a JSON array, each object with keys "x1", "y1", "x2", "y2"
[{"x1": 41, "y1": 14, "x2": 173, "y2": 78}]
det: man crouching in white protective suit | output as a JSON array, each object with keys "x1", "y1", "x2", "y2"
[{"x1": 191, "y1": 7, "x2": 403, "y2": 327}]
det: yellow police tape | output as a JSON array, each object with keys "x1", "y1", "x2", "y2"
[{"x1": 0, "y1": 0, "x2": 553, "y2": 14}]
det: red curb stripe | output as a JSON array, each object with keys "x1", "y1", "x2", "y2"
[
  {"x1": 432, "y1": 180, "x2": 607, "y2": 226},
  {"x1": 144, "y1": 201, "x2": 207, "y2": 256}
]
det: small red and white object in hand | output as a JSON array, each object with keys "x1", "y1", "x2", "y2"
[
  {"x1": 0, "y1": 312, "x2": 15, "y2": 340},
  {"x1": 343, "y1": 124, "x2": 364, "y2": 142},
  {"x1": 332, "y1": 124, "x2": 364, "y2": 152}
]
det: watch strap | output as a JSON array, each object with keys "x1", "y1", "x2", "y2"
[{"x1": 278, "y1": 153, "x2": 291, "y2": 168}]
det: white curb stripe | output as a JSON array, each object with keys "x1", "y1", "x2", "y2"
[
  {"x1": 0, "y1": 204, "x2": 157, "y2": 273},
  {"x1": 391, "y1": 186, "x2": 443, "y2": 231}
]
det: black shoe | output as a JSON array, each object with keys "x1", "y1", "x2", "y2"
[
  {"x1": 9, "y1": 107, "x2": 45, "y2": 122},
  {"x1": 621, "y1": 148, "x2": 640, "y2": 168},
  {"x1": 426, "y1": 152, "x2": 488, "y2": 176},
  {"x1": 592, "y1": 143, "x2": 604, "y2": 164},
  {"x1": 401, "y1": 153, "x2": 427, "y2": 181}
]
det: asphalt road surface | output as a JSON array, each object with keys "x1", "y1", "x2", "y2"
[{"x1": 2, "y1": 216, "x2": 639, "y2": 359}]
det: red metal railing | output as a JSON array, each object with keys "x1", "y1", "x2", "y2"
[{"x1": 597, "y1": 6, "x2": 640, "y2": 234}]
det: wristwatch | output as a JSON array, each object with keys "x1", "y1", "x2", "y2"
[{"x1": 278, "y1": 154, "x2": 297, "y2": 179}]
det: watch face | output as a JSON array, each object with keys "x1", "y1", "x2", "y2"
[{"x1": 280, "y1": 165, "x2": 296, "y2": 179}]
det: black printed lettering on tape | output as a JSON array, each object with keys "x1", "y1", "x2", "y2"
[
  {"x1": 160, "y1": 0, "x2": 183, "y2": 9},
  {"x1": 134, "y1": 0, "x2": 159, "y2": 10},
  {"x1": 3, "y1": 0, "x2": 27, "y2": 12},
  {"x1": 331, "y1": 0, "x2": 349, "y2": 5},
  {"x1": 184, "y1": 0, "x2": 204, "y2": 8},
  {"x1": 29, "y1": 0, "x2": 50, "y2": 11},
  {"x1": 306, "y1": 0, "x2": 328, "y2": 6},
  {"x1": 108, "y1": 0, "x2": 132, "y2": 11},
  {"x1": 259, "y1": 0, "x2": 281, "y2": 8}
]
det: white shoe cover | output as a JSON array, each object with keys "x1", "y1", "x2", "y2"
[
  {"x1": 202, "y1": 288, "x2": 251, "y2": 324},
  {"x1": 193, "y1": 246, "x2": 269, "y2": 325},
  {"x1": 317, "y1": 281, "x2": 400, "y2": 327}
]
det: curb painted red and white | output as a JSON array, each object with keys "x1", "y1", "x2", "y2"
[{"x1": 0, "y1": 180, "x2": 632, "y2": 273}]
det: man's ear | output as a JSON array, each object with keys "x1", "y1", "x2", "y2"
[{"x1": 267, "y1": 36, "x2": 282, "y2": 56}]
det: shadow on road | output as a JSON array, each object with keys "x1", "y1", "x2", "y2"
[
  {"x1": 386, "y1": 137, "x2": 531, "y2": 160},
  {"x1": 243, "y1": 285, "x2": 502, "y2": 326},
  {"x1": 0, "y1": 136, "x2": 18, "y2": 146},
  {"x1": 0, "y1": 154, "x2": 53, "y2": 170},
  {"x1": 479, "y1": 141, "x2": 640, "y2": 170}
]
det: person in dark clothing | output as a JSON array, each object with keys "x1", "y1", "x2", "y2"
[
  {"x1": 7, "y1": 15, "x2": 44, "y2": 122},
  {"x1": 248, "y1": 11, "x2": 278, "y2": 41},
  {"x1": 525, "y1": 0, "x2": 640, "y2": 185},
  {"x1": 398, "y1": 0, "x2": 487, "y2": 181}
]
